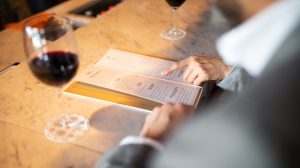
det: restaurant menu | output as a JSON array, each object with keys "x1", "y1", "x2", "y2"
[{"x1": 72, "y1": 49, "x2": 202, "y2": 107}]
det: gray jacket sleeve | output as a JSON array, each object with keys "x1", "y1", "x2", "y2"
[
  {"x1": 217, "y1": 66, "x2": 254, "y2": 92},
  {"x1": 94, "y1": 144, "x2": 157, "y2": 168}
]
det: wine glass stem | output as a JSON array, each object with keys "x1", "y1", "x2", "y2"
[
  {"x1": 57, "y1": 87, "x2": 83, "y2": 129},
  {"x1": 58, "y1": 87, "x2": 68, "y2": 127},
  {"x1": 172, "y1": 7, "x2": 178, "y2": 30}
]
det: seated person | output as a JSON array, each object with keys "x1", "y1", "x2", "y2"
[{"x1": 95, "y1": 0, "x2": 300, "y2": 168}]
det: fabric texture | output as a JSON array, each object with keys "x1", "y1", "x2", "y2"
[
  {"x1": 216, "y1": 0, "x2": 300, "y2": 77},
  {"x1": 95, "y1": 144, "x2": 157, "y2": 168}
]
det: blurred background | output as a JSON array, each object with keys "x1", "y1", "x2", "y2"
[{"x1": 0, "y1": 0, "x2": 67, "y2": 30}]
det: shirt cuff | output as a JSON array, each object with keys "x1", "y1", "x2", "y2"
[
  {"x1": 120, "y1": 136, "x2": 164, "y2": 151},
  {"x1": 217, "y1": 66, "x2": 237, "y2": 91}
]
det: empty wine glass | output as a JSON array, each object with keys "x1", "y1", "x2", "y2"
[{"x1": 23, "y1": 14, "x2": 89, "y2": 142}]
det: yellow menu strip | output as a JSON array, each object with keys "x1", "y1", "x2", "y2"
[{"x1": 65, "y1": 81, "x2": 162, "y2": 111}]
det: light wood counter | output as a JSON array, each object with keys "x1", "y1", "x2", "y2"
[
  {"x1": 0, "y1": 29, "x2": 24, "y2": 71},
  {"x1": 0, "y1": 0, "x2": 228, "y2": 167}
]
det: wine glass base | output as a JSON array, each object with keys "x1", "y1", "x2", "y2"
[
  {"x1": 161, "y1": 28, "x2": 186, "y2": 40},
  {"x1": 44, "y1": 114, "x2": 89, "y2": 142}
]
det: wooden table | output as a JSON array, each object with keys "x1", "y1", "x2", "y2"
[{"x1": 0, "y1": 0, "x2": 228, "y2": 167}]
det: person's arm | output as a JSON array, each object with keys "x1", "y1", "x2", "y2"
[
  {"x1": 162, "y1": 56, "x2": 254, "y2": 93},
  {"x1": 162, "y1": 56, "x2": 232, "y2": 86}
]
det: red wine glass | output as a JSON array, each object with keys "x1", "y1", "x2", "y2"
[
  {"x1": 23, "y1": 14, "x2": 89, "y2": 142},
  {"x1": 161, "y1": 0, "x2": 186, "y2": 40}
]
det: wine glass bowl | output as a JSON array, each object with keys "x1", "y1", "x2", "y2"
[
  {"x1": 28, "y1": 50, "x2": 79, "y2": 86},
  {"x1": 23, "y1": 14, "x2": 89, "y2": 142},
  {"x1": 161, "y1": 0, "x2": 186, "y2": 40}
]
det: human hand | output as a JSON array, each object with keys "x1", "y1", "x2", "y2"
[
  {"x1": 140, "y1": 103, "x2": 194, "y2": 141},
  {"x1": 162, "y1": 56, "x2": 232, "y2": 85}
]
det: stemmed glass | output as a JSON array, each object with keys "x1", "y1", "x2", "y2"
[
  {"x1": 23, "y1": 14, "x2": 89, "y2": 142},
  {"x1": 161, "y1": 0, "x2": 186, "y2": 40}
]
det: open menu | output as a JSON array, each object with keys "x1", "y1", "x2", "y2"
[{"x1": 64, "y1": 49, "x2": 202, "y2": 111}]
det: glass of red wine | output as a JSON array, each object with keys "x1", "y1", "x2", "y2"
[
  {"x1": 161, "y1": 0, "x2": 186, "y2": 40},
  {"x1": 23, "y1": 14, "x2": 89, "y2": 142}
]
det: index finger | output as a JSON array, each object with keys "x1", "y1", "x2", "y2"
[{"x1": 162, "y1": 58, "x2": 190, "y2": 76}]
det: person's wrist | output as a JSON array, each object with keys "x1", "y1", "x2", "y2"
[
  {"x1": 216, "y1": 65, "x2": 233, "y2": 83},
  {"x1": 223, "y1": 65, "x2": 233, "y2": 77},
  {"x1": 120, "y1": 135, "x2": 164, "y2": 151},
  {"x1": 140, "y1": 131, "x2": 166, "y2": 143}
]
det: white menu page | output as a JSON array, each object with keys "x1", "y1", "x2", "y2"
[{"x1": 77, "y1": 49, "x2": 202, "y2": 106}]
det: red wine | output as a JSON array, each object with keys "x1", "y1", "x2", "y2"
[
  {"x1": 29, "y1": 51, "x2": 78, "y2": 86},
  {"x1": 166, "y1": 0, "x2": 186, "y2": 8}
]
